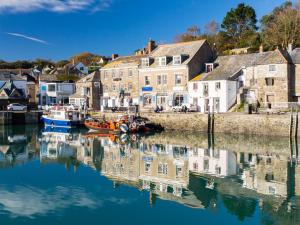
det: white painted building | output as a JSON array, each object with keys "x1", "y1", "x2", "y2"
[
  {"x1": 39, "y1": 76, "x2": 75, "y2": 106},
  {"x1": 188, "y1": 148, "x2": 237, "y2": 177}
]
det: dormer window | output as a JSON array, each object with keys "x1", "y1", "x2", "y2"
[
  {"x1": 142, "y1": 58, "x2": 150, "y2": 67},
  {"x1": 173, "y1": 55, "x2": 182, "y2": 65},
  {"x1": 206, "y1": 63, "x2": 214, "y2": 73},
  {"x1": 158, "y1": 57, "x2": 167, "y2": 66}
]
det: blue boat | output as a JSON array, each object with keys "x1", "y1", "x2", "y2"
[{"x1": 42, "y1": 106, "x2": 84, "y2": 128}]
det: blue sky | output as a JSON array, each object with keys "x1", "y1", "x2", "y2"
[{"x1": 0, "y1": 0, "x2": 293, "y2": 62}]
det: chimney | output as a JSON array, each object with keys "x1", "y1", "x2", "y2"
[
  {"x1": 288, "y1": 43, "x2": 293, "y2": 54},
  {"x1": 72, "y1": 59, "x2": 75, "y2": 66},
  {"x1": 147, "y1": 39, "x2": 156, "y2": 54},
  {"x1": 259, "y1": 44, "x2": 264, "y2": 53},
  {"x1": 112, "y1": 54, "x2": 119, "y2": 60}
]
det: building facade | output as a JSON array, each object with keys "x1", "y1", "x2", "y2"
[
  {"x1": 39, "y1": 74, "x2": 75, "y2": 107},
  {"x1": 69, "y1": 71, "x2": 101, "y2": 110},
  {"x1": 138, "y1": 40, "x2": 214, "y2": 111}
]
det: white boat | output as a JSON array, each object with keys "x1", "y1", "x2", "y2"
[{"x1": 42, "y1": 105, "x2": 85, "y2": 128}]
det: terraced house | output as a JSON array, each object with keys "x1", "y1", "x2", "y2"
[
  {"x1": 139, "y1": 40, "x2": 214, "y2": 111},
  {"x1": 100, "y1": 40, "x2": 156, "y2": 110},
  {"x1": 189, "y1": 48, "x2": 293, "y2": 113}
]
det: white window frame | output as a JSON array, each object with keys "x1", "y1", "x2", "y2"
[
  {"x1": 269, "y1": 64, "x2": 277, "y2": 72},
  {"x1": 175, "y1": 74, "x2": 182, "y2": 85},
  {"x1": 206, "y1": 63, "x2": 214, "y2": 73},
  {"x1": 142, "y1": 58, "x2": 150, "y2": 67},
  {"x1": 173, "y1": 55, "x2": 181, "y2": 65},
  {"x1": 162, "y1": 75, "x2": 167, "y2": 85},
  {"x1": 158, "y1": 57, "x2": 167, "y2": 66},
  {"x1": 157, "y1": 75, "x2": 162, "y2": 85},
  {"x1": 144, "y1": 76, "x2": 150, "y2": 85},
  {"x1": 215, "y1": 82, "x2": 221, "y2": 91}
]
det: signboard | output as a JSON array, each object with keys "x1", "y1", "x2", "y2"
[
  {"x1": 142, "y1": 86, "x2": 153, "y2": 92},
  {"x1": 142, "y1": 156, "x2": 153, "y2": 162}
]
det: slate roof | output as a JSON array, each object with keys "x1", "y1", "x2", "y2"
[
  {"x1": 202, "y1": 49, "x2": 289, "y2": 81},
  {"x1": 0, "y1": 80, "x2": 25, "y2": 98},
  {"x1": 77, "y1": 70, "x2": 100, "y2": 83},
  {"x1": 147, "y1": 40, "x2": 207, "y2": 67},
  {"x1": 102, "y1": 55, "x2": 144, "y2": 69},
  {"x1": 39, "y1": 74, "x2": 60, "y2": 82},
  {"x1": 0, "y1": 73, "x2": 26, "y2": 81},
  {"x1": 291, "y1": 48, "x2": 300, "y2": 64}
]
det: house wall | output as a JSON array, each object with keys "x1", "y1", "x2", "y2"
[
  {"x1": 188, "y1": 80, "x2": 237, "y2": 113},
  {"x1": 73, "y1": 81, "x2": 101, "y2": 110},
  {"x1": 294, "y1": 64, "x2": 300, "y2": 101},
  {"x1": 75, "y1": 62, "x2": 88, "y2": 75},
  {"x1": 244, "y1": 63, "x2": 289, "y2": 107},
  {"x1": 101, "y1": 67, "x2": 139, "y2": 108},
  {"x1": 139, "y1": 66, "x2": 189, "y2": 110},
  {"x1": 188, "y1": 148, "x2": 237, "y2": 177},
  {"x1": 39, "y1": 82, "x2": 75, "y2": 105}
]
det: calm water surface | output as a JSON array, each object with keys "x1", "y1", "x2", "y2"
[{"x1": 0, "y1": 125, "x2": 299, "y2": 225}]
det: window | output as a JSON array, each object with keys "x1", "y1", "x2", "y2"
[
  {"x1": 80, "y1": 67, "x2": 84, "y2": 71},
  {"x1": 142, "y1": 58, "x2": 149, "y2": 67},
  {"x1": 173, "y1": 56, "x2": 181, "y2": 65},
  {"x1": 158, "y1": 163, "x2": 168, "y2": 175},
  {"x1": 128, "y1": 83, "x2": 133, "y2": 90},
  {"x1": 112, "y1": 85, "x2": 116, "y2": 91},
  {"x1": 162, "y1": 75, "x2": 167, "y2": 85},
  {"x1": 69, "y1": 99, "x2": 75, "y2": 105},
  {"x1": 176, "y1": 165, "x2": 183, "y2": 177},
  {"x1": 204, "y1": 159, "x2": 209, "y2": 171},
  {"x1": 104, "y1": 71, "x2": 108, "y2": 80},
  {"x1": 128, "y1": 69, "x2": 133, "y2": 76},
  {"x1": 215, "y1": 82, "x2": 221, "y2": 90},
  {"x1": 143, "y1": 94, "x2": 152, "y2": 106},
  {"x1": 269, "y1": 65, "x2": 277, "y2": 72},
  {"x1": 48, "y1": 84, "x2": 56, "y2": 92},
  {"x1": 158, "y1": 57, "x2": 167, "y2": 66},
  {"x1": 175, "y1": 74, "x2": 182, "y2": 85},
  {"x1": 157, "y1": 75, "x2": 162, "y2": 85},
  {"x1": 203, "y1": 83, "x2": 209, "y2": 96},
  {"x1": 193, "y1": 83, "x2": 198, "y2": 91},
  {"x1": 119, "y1": 70, "x2": 123, "y2": 77},
  {"x1": 145, "y1": 76, "x2": 150, "y2": 85},
  {"x1": 112, "y1": 70, "x2": 116, "y2": 78},
  {"x1": 193, "y1": 149, "x2": 198, "y2": 156},
  {"x1": 193, "y1": 162, "x2": 198, "y2": 171},
  {"x1": 206, "y1": 63, "x2": 214, "y2": 73},
  {"x1": 145, "y1": 162, "x2": 151, "y2": 173},
  {"x1": 265, "y1": 78, "x2": 274, "y2": 86}
]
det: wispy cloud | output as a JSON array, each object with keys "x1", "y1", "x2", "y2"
[
  {"x1": 5, "y1": 32, "x2": 50, "y2": 45},
  {"x1": 0, "y1": 0, "x2": 113, "y2": 14}
]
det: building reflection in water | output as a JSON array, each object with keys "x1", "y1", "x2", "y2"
[{"x1": 1, "y1": 126, "x2": 300, "y2": 224}]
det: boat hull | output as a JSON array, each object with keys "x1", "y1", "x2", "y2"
[{"x1": 42, "y1": 116, "x2": 77, "y2": 128}]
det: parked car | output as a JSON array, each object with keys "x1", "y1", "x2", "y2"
[
  {"x1": 172, "y1": 103, "x2": 198, "y2": 112},
  {"x1": 7, "y1": 103, "x2": 27, "y2": 111}
]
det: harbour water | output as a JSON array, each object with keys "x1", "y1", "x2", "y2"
[{"x1": 0, "y1": 125, "x2": 299, "y2": 225}]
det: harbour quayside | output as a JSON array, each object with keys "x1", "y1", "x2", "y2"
[{"x1": 42, "y1": 105, "x2": 86, "y2": 128}]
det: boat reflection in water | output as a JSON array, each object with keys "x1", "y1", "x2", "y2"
[{"x1": 0, "y1": 126, "x2": 300, "y2": 224}]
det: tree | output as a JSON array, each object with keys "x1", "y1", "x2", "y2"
[
  {"x1": 174, "y1": 25, "x2": 202, "y2": 43},
  {"x1": 204, "y1": 20, "x2": 219, "y2": 35},
  {"x1": 56, "y1": 60, "x2": 70, "y2": 68},
  {"x1": 261, "y1": 1, "x2": 300, "y2": 49},
  {"x1": 70, "y1": 52, "x2": 102, "y2": 66},
  {"x1": 33, "y1": 58, "x2": 54, "y2": 70},
  {"x1": 221, "y1": 3, "x2": 258, "y2": 48}
]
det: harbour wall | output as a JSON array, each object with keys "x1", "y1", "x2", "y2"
[
  {"x1": 0, "y1": 111, "x2": 41, "y2": 125},
  {"x1": 102, "y1": 112, "x2": 292, "y2": 137}
]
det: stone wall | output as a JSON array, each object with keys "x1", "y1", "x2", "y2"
[{"x1": 102, "y1": 112, "x2": 292, "y2": 136}]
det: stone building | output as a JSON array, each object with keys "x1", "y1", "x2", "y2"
[
  {"x1": 69, "y1": 71, "x2": 101, "y2": 110},
  {"x1": 139, "y1": 40, "x2": 214, "y2": 111},
  {"x1": 189, "y1": 49, "x2": 293, "y2": 112},
  {"x1": 290, "y1": 48, "x2": 300, "y2": 102},
  {"x1": 100, "y1": 40, "x2": 156, "y2": 110}
]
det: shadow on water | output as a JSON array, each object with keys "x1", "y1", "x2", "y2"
[{"x1": 0, "y1": 125, "x2": 300, "y2": 225}]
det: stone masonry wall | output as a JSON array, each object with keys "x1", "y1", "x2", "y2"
[{"x1": 103, "y1": 112, "x2": 292, "y2": 136}]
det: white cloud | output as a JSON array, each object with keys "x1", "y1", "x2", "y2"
[
  {"x1": 0, "y1": 0, "x2": 113, "y2": 13},
  {"x1": 5, "y1": 32, "x2": 49, "y2": 45}
]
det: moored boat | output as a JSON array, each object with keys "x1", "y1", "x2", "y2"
[{"x1": 42, "y1": 106, "x2": 85, "y2": 128}]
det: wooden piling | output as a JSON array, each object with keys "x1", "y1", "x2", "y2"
[
  {"x1": 290, "y1": 108, "x2": 294, "y2": 138},
  {"x1": 295, "y1": 110, "x2": 298, "y2": 139}
]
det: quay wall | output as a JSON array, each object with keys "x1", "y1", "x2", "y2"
[
  {"x1": 102, "y1": 112, "x2": 292, "y2": 137},
  {"x1": 0, "y1": 111, "x2": 41, "y2": 125}
]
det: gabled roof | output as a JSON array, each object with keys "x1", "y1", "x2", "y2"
[
  {"x1": 291, "y1": 48, "x2": 300, "y2": 64},
  {"x1": 202, "y1": 49, "x2": 289, "y2": 81},
  {"x1": 102, "y1": 55, "x2": 144, "y2": 69},
  {"x1": 147, "y1": 40, "x2": 207, "y2": 67},
  {"x1": 77, "y1": 70, "x2": 100, "y2": 83},
  {"x1": 0, "y1": 80, "x2": 25, "y2": 98}
]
